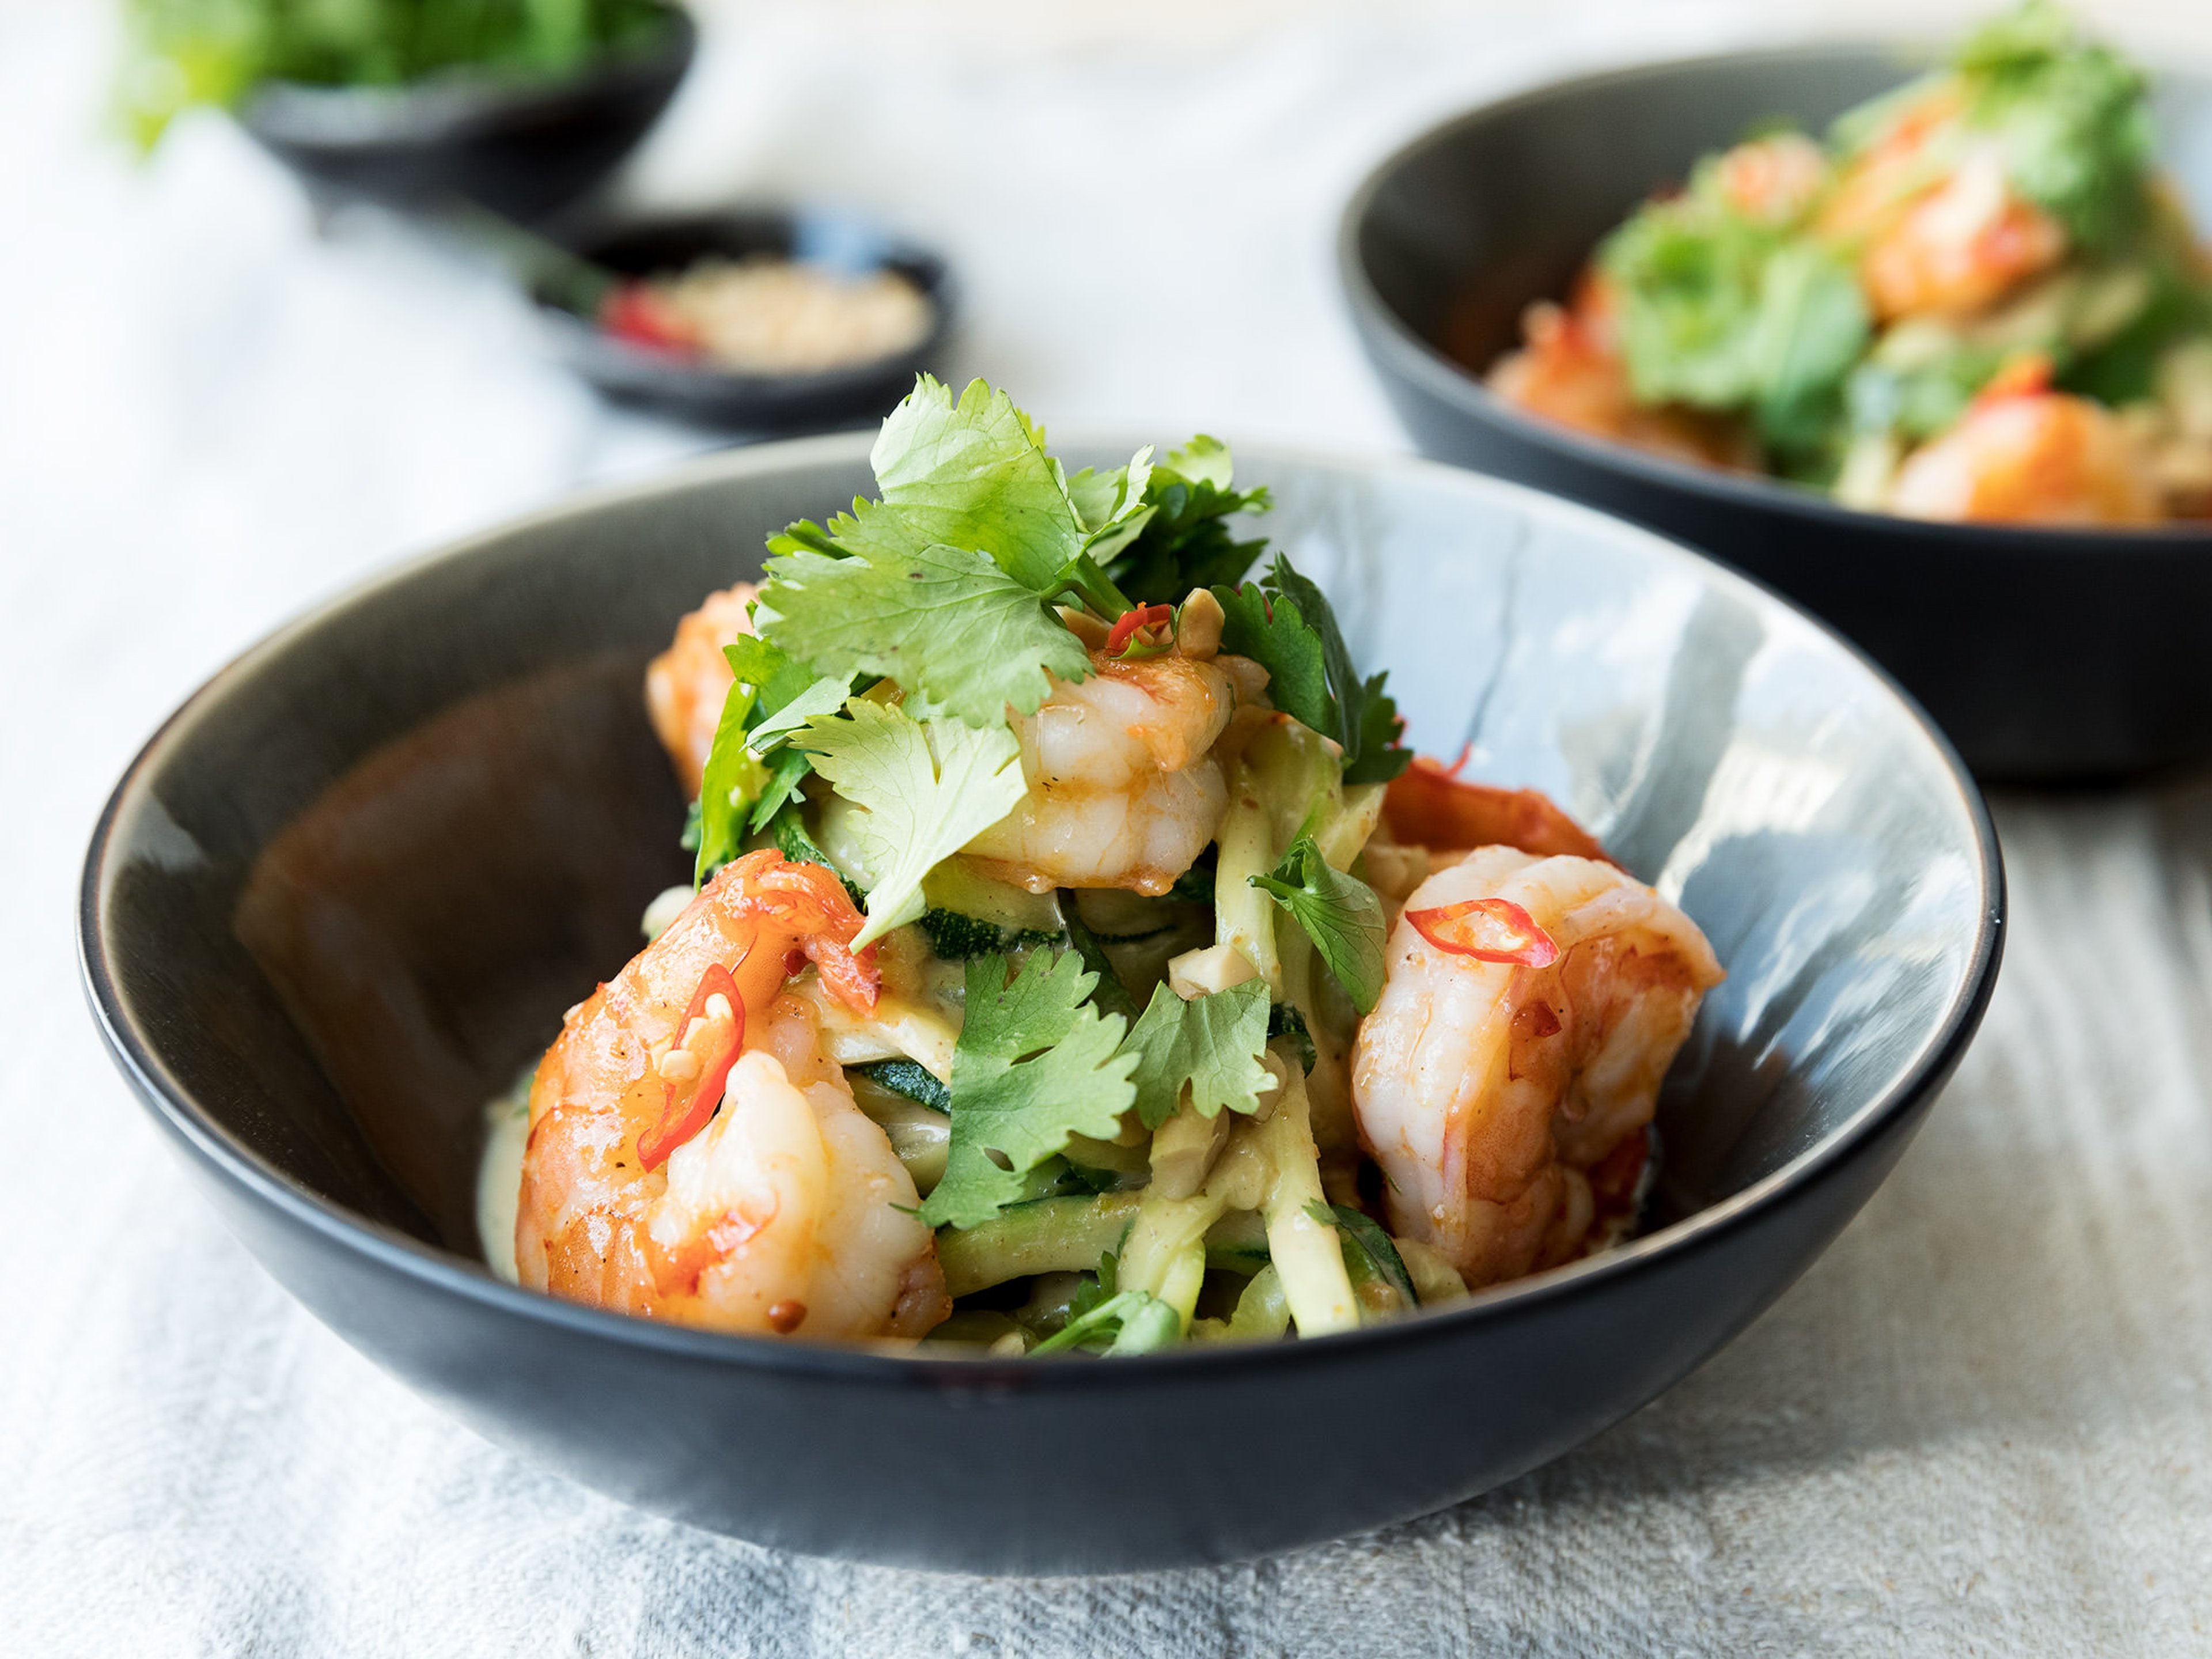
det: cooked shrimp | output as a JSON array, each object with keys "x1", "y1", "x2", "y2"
[
  {"x1": 1351, "y1": 847, "x2": 1722, "y2": 1289},
  {"x1": 517, "y1": 849, "x2": 948, "y2": 1339},
  {"x1": 1889, "y1": 373, "x2": 2161, "y2": 524},
  {"x1": 1714, "y1": 132, "x2": 1829, "y2": 225},
  {"x1": 1857, "y1": 151, "x2": 2066, "y2": 322},
  {"x1": 962, "y1": 647, "x2": 1257, "y2": 896},
  {"x1": 646, "y1": 582, "x2": 758, "y2": 798},
  {"x1": 1487, "y1": 282, "x2": 1756, "y2": 470}
]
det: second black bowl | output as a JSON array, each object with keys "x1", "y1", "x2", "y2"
[
  {"x1": 1341, "y1": 44, "x2": 2212, "y2": 782},
  {"x1": 240, "y1": 6, "x2": 695, "y2": 224}
]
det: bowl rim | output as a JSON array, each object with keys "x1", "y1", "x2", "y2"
[
  {"x1": 240, "y1": 3, "x2": 696, "y2": 146},
  {"x1": 533, "y1": 208, "x2": 958, "y2": 396},
  {"x1": 77, "y1": 429, "x2": 2005, "y2": 1386},
  {"x1": 1336, "y1": 37, "x2": 2212, "y2": 551}
]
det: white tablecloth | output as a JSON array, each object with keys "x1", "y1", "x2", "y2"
[{"x1": 7, "y1": 1, "x2": 2212, "y2": 1652}]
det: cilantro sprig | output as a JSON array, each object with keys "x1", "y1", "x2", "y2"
[
  {"x1": 918, "y1": 951, "x2": 1139, "y2": 1230},
  {"x1": 1028, "y1": 1288, "x2": 1181, "y2": 1357},
  {"x1": 686, "y1": 379, "x2": 1310, "y2": 972},
  {"x1": 1119, "y1": 979, "x2": 1274, "y2": 1130},
  {"x1": 793, "y1": 698, "x2": 1027, "y2": 949},
  {"x1": 692, "y1": 631, "x2": 852, "y2": 886},
  {"x1": 1101, "y1": 436, "x2": 1272, "y2": 603},
  {"x1": 759, "y1": 540, "x2": 1089, "y2": 728},
  {"x1": 1249, "y1": 833, "x2": 1387, "y2": 1014},
  {"x1": 756, "y1": 378, "x2": 1159, "y2": 727},
  {"x1": 1951, "y1": 0, "x2": 2152, "y2": 253},
  {"x1": 1309, "y1": 1202, "x2": 1419, "y2": 1310},
  {"x1": 1212, "y1": 552, "x2": 1410, "y2": 785}
]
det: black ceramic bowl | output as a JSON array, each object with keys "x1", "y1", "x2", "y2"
[
  {"x1": 79, "y1": 435, "x2": 2002, "y2": 1574},
  {"x1": 239, "y1": 6, "x2": 694, "y2": 224},
  {"x1": 1341, "y1": 45, "x2": 2212, "y2": 783},
  {"x1": 536, "y1": 211, "x2": 954, "y2": 431}
]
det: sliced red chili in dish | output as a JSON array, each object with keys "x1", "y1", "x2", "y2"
[
  {"x1": 639, "y1": 962, "x2": 745, "y2": 1171},
  {"x1": 1404, "y1": 897, "x2": 1560, "y2": 968},
  {"x1": 1104, "y1": 603, "x2": 1175, "y2": 657}
]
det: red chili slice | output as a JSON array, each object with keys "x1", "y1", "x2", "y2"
[
  {"x1": 1405, "y1": 897, "x2": 1560, "y2": 968},
  {"x1": 638, "y1": 963, "x2": 745, "y2": 1170},
  {"x1": 1104, "y1": 603, "x2": 1175, "y2": 656},
  {"x1": 600, "y1": 283, "x2": 699, "y2": 354}
]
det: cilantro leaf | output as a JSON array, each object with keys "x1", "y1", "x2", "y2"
[
  {"x1": 693, "y1": 633, "x2": 846, "y2": 885},
  {"x1": 919, "y1": 951, "x2": 1139, "y2": 1230},
  {"x1": 692, "y1": 672, "x2": 770, "y2": 886},
  {"x1": 764, "y1": 517, "x2": 845, "y2": 559},
  {"x1": 1343, "y1": 672, "x2": 1408, "y2": 785},
  {"x1": 1260, "y1": 555, "x2": 1409, "y2": 786},
  {"x1": 868, "y1": 374, "x2": 1089, "y2": 592},
  {"x1": 1105, "y1": 436, "x2": 1272, "y2": 603},
  {"x1": 722, "y1": 634, "x2": 819, "y2": 724},
  {"x1": 743, "y1": 669, "x2": 855, "y2": 835},
  {"x1": 1596, "y1": 158, "x2": 1866, "y2": 465},
  {"x1": 1058, "y1": 899, "x2": 1142, "y2": 1024},
  {"x1": 1268, "y1": 1001, "x2": 1317, "y2": 1074},
  {"x1": 1746, "y1": 241, "x2": 1869, "y2": 454},
  {"x1": 1213, "y1": 578, "x2": 1333, "y2": 735},
  {"x1": 1118, "y1": 978, "x2": 1274, "y2": 1130},
  {"x1": 1067, "y1": 447, "x2": 1157, "y2": 566},
  {"x1": 2063, "y1": 269, "x2": 2212, "y2": 405},
  {"x1": 793, "y1": 698, "x2": 1026, "y2": 948},
  {"x1": 1953, "y1": 0, "x2": 2151, "y2": 252},
  {"x1": 1027, "y1": 1287, "x2": 1180, "y2": 1356},
  {"x1": 743, "y1": 748, "x2": 812, "y2": 836},
  {"x1": 745, "y1": 668, "x2": 855, "y2": 756},
  {"x1": 1249, "y1": 833, "x2": 1387, "y2": 1014},
  {"x1": 759, "y1": 540, "x2": 1090, "y2": 727},
  {"x1": 1213, "y1": 553, "x2": 1410, "y2": 785},
  {"x1": 1308, "y1": 1201, "x2": 1419, "y2": 1309}
]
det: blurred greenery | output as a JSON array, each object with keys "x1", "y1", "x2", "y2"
[{"x1": 117, "y1": 0, "x2": 674, "y2": 146}]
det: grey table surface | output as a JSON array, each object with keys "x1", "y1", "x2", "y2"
[{"x1": 6, "y1": 1, "x2": 2211, "y2": 1653}]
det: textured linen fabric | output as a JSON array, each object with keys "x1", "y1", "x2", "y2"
[{"x1": 6, "y1": 0, "x2": 2212, "y2": 1653}]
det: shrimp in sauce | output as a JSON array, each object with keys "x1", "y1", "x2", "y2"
[
  {"x1": 1889, "y1": 361, "x2": 2160, "y2": 524},
  {"x1": 963, "y1": 638, "x2": 1265, "y2": 896},
  {"x1": 1351, "y1": 846, "x2": 1722, "y2": 1289},
  {"x1": 517, "y1": 849, "x2": 948, "y2": 1339},
  {"x1": 1857, "y1": 152, "x2": 2067, "y2": 323}
]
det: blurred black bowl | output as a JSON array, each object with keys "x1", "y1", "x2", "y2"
[
  {"x1": 239, "y1": 6, "x2": 694, "y2": 224},
  {"x1": 536, "y1": 210, "x2": 955, "y2": 431},
  {"x1": 1340, "y1": 44, "x2": 2212, "y2": 782}
]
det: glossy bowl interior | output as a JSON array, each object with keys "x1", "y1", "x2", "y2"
[
  {"x1": 1341, "y1": 45, "x2": 2212, "y2": 782},
  {"x1": 239, "y1": 6, "x2": 695, "y2": 224},
  {"x1": 536, "y1": 210, "x2": 954, "y2": 431},
  {"x1": 80, "y1": 434, "x2": 2002, "y2": 1573}
]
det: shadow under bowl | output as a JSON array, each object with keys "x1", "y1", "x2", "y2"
[
  {"x1": 1340, "y1": 44, "x2": 2212, "y2": 783},
  {"x1": 537, "y1": 210, "x2": 955, "y2": 432},
  {"x1": 239, "y1": 6, "x2": 695, "y2": 224},
  {"x1": 79, "y1": 434, "x2": 2002, "y2": 1573}
]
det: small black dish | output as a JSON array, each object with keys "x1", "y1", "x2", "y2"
[
  {"x1": 534, "y1": 210, "x2": 955, "y2": 431},
  {"x1": 1340, "y1": 45, "x2": 2212, "y2": 783},
  {"x1": 79, "y1": 435, "x2": 2001, "y2": 1573},
  {"x1": 239, "y1": 6, "x2": 694, "y2": 224}
]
